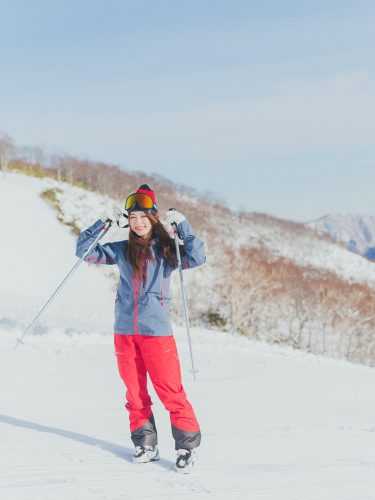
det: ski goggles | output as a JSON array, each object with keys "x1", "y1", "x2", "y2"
[{"x1": 125, "y1": 193, "x2": 158, "y2": 213}]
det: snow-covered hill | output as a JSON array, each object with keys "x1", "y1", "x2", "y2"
[
  {"x1": 1, "y1": 171, "x2": 375, "y2": 499},
  {"x1": 2, "y1": 170, "x2": 375, "y2": 369},
  {"x1": 307, "y1": 213, "x2": 375, "y2": 260}
]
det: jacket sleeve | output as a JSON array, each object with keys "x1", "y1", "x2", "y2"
[
  {"x1": 172, "y1": 218, "x2": 206, "y2": 271},
  {"x1": 75, "y1": 219, "x2": 118, "y2": 265}
]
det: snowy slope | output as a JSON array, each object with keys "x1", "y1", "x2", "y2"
[
  {"x1": 2, "y1": 326, "x2": 375, "y2": 500},
  {"x1": 0, "y1": 171, "x2": 116, "y2": 335},
  {"x1": 307, "y1": 213, "x2": 375, "y2": 259},
  {"x1": 1, "y1": 171, "x2": 375, "y2": 499},
  {"x1": 11, "y1": 170, "x2": 375, "y2": 299}
]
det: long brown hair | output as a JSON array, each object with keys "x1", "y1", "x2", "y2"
[{"x1": 126, "y1": 213, "x2": 185, "y2": 282}]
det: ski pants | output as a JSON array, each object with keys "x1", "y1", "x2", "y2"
[{"x1": 114, "y1": 333, "x2": 201, "y2": 450}]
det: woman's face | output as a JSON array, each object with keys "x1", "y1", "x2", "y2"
[{"x1": 129, "y1": 211, "x2": 153, "y2": 239}]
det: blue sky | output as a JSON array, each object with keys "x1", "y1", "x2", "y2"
[{"x1": 0, "y1": 0, "x2": 374, "y2": 221}]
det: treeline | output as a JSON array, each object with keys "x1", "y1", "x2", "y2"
[
  {"x1": 178, "y1": 230, "x2": 375, "y2": 366},
  {"x1": 0, "y1": 131, "x2": 217, "y2": 210},
  {"x1": 213, "y1": 246, "x2": 375, "y2": 366}
]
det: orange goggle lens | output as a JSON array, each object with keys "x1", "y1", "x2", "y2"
[{"x1": 125, "y1": 193, "x2": 154, "y2": 211}]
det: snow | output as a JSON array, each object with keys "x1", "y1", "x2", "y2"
[
  {"x1": 2, "y1": 327, "x2": 375, "y2": 499},
  {"x1": 0, "y1": 171, "x2": 117, "y2": 335},
  {"x1": 1, "y1": 171, "x2": 375, "y2": 499}
]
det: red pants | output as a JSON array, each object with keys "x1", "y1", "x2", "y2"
[{"x1": 114, "y1": 334, "x2": 201, "y2": 450}]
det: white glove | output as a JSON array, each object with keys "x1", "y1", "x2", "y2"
[
  {"x1": 100, "y1": 205, "x2": 127, "y2": 225},
  {"x1": 165, "y1": 209, "x2": 185, "y2": 226},
  {"x1": 165, "y1": 209, "x2": 185, "y2": 244}
]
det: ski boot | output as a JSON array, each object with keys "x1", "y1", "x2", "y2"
[
  {"x1": 133, "y1": 445, "x2": 159, "y2": 464},
  {"x1": 175, "y1": 448, "x2": 196, "y2": 473}
]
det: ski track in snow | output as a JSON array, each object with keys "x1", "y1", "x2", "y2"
[{"x1": 1, "y1": 172, "x2": 375, "y2": 499}]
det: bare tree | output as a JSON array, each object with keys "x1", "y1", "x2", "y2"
[
  {"x1": 0, "y1": 132, "x2": 15, "y2": 173},
  {"x1": 220, "y1": 245, "x2": 282, "y2": 337}
]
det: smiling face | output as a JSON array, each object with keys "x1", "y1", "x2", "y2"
[{"x1": 129, "y1": 211, "x2": 153, "y2": 239}]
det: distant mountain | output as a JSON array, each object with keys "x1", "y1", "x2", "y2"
[{"x1": 306, "y1": 214, "x2": 375, "y2": 260}]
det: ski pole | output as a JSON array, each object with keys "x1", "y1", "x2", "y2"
[
  {"x1": 12, "y1": 220, "x2": 113, "y2": 351},
  {"x1": 169, "y1": 209, "x2": 198, "y2": 381}
]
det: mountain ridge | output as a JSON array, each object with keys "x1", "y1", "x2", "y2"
[{"x1": 307, "y1": 213, "x2": 375, "y2": 259}]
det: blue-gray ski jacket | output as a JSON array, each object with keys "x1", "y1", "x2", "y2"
[{"x1": 76, "y1": 219, "x2": 206, "y2": 336}]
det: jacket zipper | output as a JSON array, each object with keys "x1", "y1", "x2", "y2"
[
  {"x1": 132, "y1": 255, "x2": 148, "y2": 335},
  {"x1": 132, "y1": 271, "x2": 139, "y2": 335}
]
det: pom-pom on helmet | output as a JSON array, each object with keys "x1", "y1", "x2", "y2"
[{"x1": 125, "y1": 184, "x2": 158, "y2": 215}]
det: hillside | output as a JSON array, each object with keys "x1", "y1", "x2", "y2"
[{"x1": 2, "y1": 169, "x2": 375, "y2": 367}]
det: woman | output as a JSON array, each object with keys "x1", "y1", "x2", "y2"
[{"x1": 76, "y1": 184, "x2": 206, "y2": 473}]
